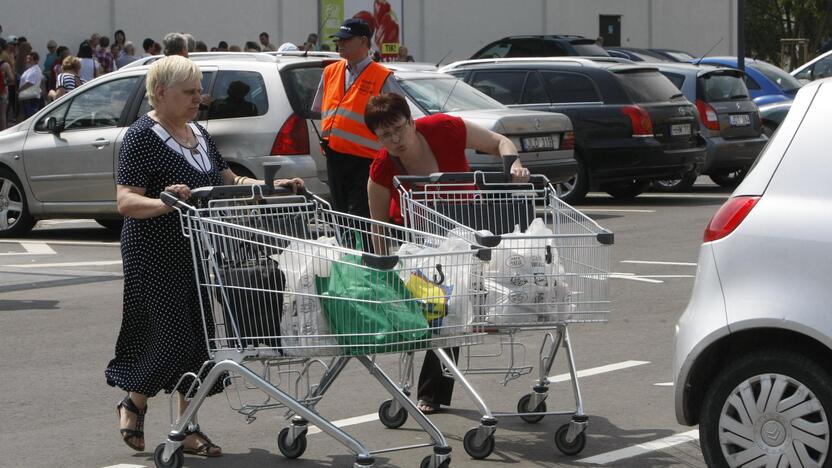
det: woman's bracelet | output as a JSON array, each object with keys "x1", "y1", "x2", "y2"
[{"x1": 234, "y1": 176, "x2": 250, "y2": 185}]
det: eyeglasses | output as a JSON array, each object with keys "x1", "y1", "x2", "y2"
[{"x1": 375, "y1": 120, "x2": 410, "y2": 142}]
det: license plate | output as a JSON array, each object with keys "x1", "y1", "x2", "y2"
[
  {"x1": 521, "y1": 135, "x2": 557, "y2": 152},
  {"x1": 671, "y1": 124, "x2": 691, "y2": 136},
  {"x1": 729, "y1": 114, "x2": 751, "y2": 126}
]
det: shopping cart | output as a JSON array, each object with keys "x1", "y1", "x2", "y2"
[
  {"x1": 384, "y1": 157, "x2": 613, "y2": 458},
  {"x1": 153, "y1": 179, "x2": 487, "y2": 468}
]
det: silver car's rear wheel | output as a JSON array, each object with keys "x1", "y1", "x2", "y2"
[
  {"x1": 701, "y1": 352, "x2": 832, "y2": 468},
  {"x1": 0, "y1": 168, "x2": 35, "y2": 237}
]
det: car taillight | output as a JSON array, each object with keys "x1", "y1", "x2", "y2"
[
  {"x1": 695, "y1": 99, "x2": 720, "y2": 131},
  {"x1": 620, "y1": 105, "x2": 654, "y2": 137},
  {"x1": 562, "y1": 131, "x2": 575, "y2": 150},
  {"x1": 703, "y1": 196, "x2": 760, "y2": 242},
  {"x1": 271, "y1": 113, "x2": 309, "y2": 155}
]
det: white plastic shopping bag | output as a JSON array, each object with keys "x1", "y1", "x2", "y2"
[
  {"x1": 396, "y1": 233, "x2": 482, "y2": 336},
  {"x1": 271, "y1": 236, "x2": 341, "y2": 356},
  {"x1": 484, "y1": 218, "x2": 573, "y2": 325}
]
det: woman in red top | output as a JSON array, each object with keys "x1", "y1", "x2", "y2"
[{"x1": 365, "y1": 93, "x2": 529, "y2": 413}]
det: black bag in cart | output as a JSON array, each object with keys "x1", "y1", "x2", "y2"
[{"x1": 217, "y1": 259, "x2": 285, "y2": 349}]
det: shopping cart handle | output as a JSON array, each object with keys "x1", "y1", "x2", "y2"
[
  {"x1": 393, "y1": 171, "x2": 550, "y2": 189},
  {"x1": 160, "y1": 191, "x2": 186, "y2": 208},
  {"x1": 189, "y1": 184, "x2": 295, "y2": 200}
]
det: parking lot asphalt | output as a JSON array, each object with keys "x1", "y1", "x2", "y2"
[{"x1": 0, "y1": 180, "x2": 730, "y2": 468}]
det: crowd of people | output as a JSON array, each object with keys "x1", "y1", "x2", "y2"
[{"x1": 0, "y1": 25, "x2": 416, "y2": 130}]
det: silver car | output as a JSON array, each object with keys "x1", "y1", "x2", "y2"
[
  {"x1": 0, "y1": 53, "x2": 576, "y2": 237},
  {"x1": 674, "y1": 78, "x2": 832, "y2": 467}
]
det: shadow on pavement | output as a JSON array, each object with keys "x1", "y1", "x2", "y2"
[
  {"x1": 24, "y1": 227, "x2": 121, "y2": 242},
  {"x1": 132, "y1": 448, "x2": 392, "y2": 467}
]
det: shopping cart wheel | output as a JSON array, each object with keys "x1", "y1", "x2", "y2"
[
  {"x1": 420, "y1": 455, "x2": 451, "y2": 468},
  {"x1": 153, "y1": 443, "x2": 183, "y2": 468},
  {"x1": 517, "y1": 393, "x2": 547, "y2": 424},
  {"x1": 554, "y1": 423, "x2": 586, "y2": 456},
  {"x1": 277, "y1": 427, "x2": 307, "y2": 459},
  {"x1": 463, "y1": 427, "x2": 495, "y2": 459},
  {"x1": 378, "y1": 399, "x2": 408, "y2": 429}
]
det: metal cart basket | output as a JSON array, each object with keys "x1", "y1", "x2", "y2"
[
  {"x1": 153, "y1": 182, "x2": 486, "y2": 468},
  {"x1": 385, "y1": 164, "x2": 613, "y2": 458}
]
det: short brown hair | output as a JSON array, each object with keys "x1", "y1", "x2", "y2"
[
  {"x1": 364, "y1": 93, "x2": 412, "y2": 134},
  {"x1": 61, "y1": 55, "x2": 81, "y2": 72}
]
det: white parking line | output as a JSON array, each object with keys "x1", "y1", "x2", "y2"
[
  {"x1": 6, "y1": 260, "x2": 123, "y2": 268},
  {"x1": 620, "y1": 260, "x2": 697, "y2": 266},
  {"x1": 653, "y1": 382, "x2": 674, "y2": 387},
  {"x1": 577, "y1": 429, "x2": 700, "y2": 465},
  {"x1": 609, "y1": 273, "x2": 664, "y2": 284},
  {"x1": 306, "y1": 413, "x2": 380, "y2": 436},
  {"x1": 100, "y1": 464, "x2": 146, "y2": 468},
  {"x1": 580, "y1": 209, "x2": 657, "y2": 213},
  {"x1": 0, "y1": 241, "x2": 57, "y2": 256},
  {"x1": 548, "y1": 360, "x2": 649, "y2": 382}
]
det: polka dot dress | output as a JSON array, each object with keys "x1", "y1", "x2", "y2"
[{"x1": 105, "y1": 114, "x2": 228, "y2": 397}]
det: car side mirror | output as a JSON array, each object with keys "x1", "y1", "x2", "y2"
[{"x1": 45, "y1": 116, "x2": 61, "y2": 135}]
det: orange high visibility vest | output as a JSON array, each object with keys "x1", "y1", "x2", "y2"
[{"x1": 320, "y1": 60, "x2": 391, "y2": 159}]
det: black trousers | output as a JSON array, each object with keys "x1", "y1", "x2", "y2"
[
  {"x1": 417, "y1": 347, "x2": 460, "y2": 406},
  {"x1": 324, "y1": 145, "x2": 372, "y2": 218}
]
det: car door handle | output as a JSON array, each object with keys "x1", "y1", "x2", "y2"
[{"x1": 91, "y1": 138, "x2": 111, "y2": 148}]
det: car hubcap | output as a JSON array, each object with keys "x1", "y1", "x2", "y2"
[
  {"x1": 0, "y1": 177, "x2": 23, "y2": 230},
  {"x1": 719, "y1": 373, "x2": 829, "y2": 467},
  {"x1": 655, "y1": 178, "x2": 681, "y2": 188},
  {"x1": 556, "y1": 174, "x2": 577, "y2": 197}
]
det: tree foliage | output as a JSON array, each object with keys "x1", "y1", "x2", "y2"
[{"x1": 745, "y1": 0, "x2": 832, "y2": 68}]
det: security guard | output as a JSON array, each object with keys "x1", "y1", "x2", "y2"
[{"x1": 311, "y1": 18, "x2": 405, "y2": 217}]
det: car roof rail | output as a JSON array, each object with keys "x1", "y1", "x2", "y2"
[
  {"x1": 265, "y1": 50, "x2": 341, "y2": 59},
  {"x1": 440, "y1": 56, "x2": 631, "y2": 71}
]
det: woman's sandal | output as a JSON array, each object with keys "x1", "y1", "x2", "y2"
[
  {"x1": 116, "y1": 395, "x2": 146, "y2": 452},
  {"x1": 417, "y1": 400, "x2": 440, "y2": 414},
  {"x1": 183, "y1": 426, "x2": 222, "y2": 457}
]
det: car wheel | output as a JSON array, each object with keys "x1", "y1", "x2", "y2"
[
  {"x1": 709, "y1": 168, "x2": 748, "y2": 189},
  {"x1": 554, "y1": 158, "x2": 589, "y2": 205},
  {"x1": 651, "y1": 170, "x2": 699, "y2": 192},
  {"x1": 700, "y1": 350, "x2": 832, "y2": 468},
  {"x1": 602, "y1": 179, "x2": 651, "y2": 199},
  {"x1": 0, "y1": 168, "x2": 36, "y2": 237}
]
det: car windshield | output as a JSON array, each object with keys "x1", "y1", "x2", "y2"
[
  {"x1": 616, "y1": 70, "x2": 687, "y2": 103},
  {"x1": 700, "y1": 72, "x2": 750, "y2": 101},
  {"x1": 398, "y1": 76, "x2": 504, "y2": 113},
  {"x1": 664, "y1": 50, "x2": 695, "y2": 61},
  {"x1": 751, "y1": 61, "x2": 803, "y2": 93}
]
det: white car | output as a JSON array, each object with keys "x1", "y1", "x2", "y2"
[
  {"x1": 792, "y1": 49, "x2": 832, "y2": 84},
  {"x1": 674, "y1": 78, "x2": 832, "y2": 467}
]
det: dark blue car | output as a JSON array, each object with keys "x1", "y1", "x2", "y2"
[{"x1": 694, "y1": 57, "x2": 802, "y2": 105}]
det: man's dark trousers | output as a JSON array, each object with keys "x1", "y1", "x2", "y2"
[{"x1": 324, "y1": 145, "x2": 373, "y2": 218}]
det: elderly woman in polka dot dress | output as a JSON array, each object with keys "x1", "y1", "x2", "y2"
[{"x1": 105, "y1": 55, "x2": 302, "y2": 457}]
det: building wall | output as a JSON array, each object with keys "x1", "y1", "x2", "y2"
[{"x1": 2, "y1": 0, "x2": 734, "y2": 68}]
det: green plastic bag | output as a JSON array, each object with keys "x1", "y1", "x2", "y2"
[{"x1": 316, "y1": 254, "x2": 430, "y2": 355}]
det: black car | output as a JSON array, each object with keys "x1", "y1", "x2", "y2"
[
  {"x1": 650, "y1": 62, "x2": 768, "y2": 190},
  {"x1": 440, "y1": 58, "x2": 707, "y2": 203},
  {"x1": 470, "y1": 35, "x2": 609, "y2": 60}
]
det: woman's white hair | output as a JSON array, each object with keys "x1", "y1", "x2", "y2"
[{"x1": 145, "y1": 55, "x2": 202, "y2": 107}]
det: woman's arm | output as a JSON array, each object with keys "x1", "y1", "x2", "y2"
[
  {"x1": 463, "y1": 119, "x2": 531, "y2": 182},
  {"x1": 368, "y1": 179, "x2": 392, "y2": 255},
  {"x1": 116, "y1": 184, "x2": 190, "y2": 219}
]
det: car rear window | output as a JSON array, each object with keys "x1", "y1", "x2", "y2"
[
  {"x1": 541, "y1": 71, "x2": 601, "y2": 103},
  {"x1": 469, "y1": 71, "x2": 525, "y2": 105},
  {"x1": 699, "y1": 72, "x2": 750, "y2": 102},
  {"x1": 570, "y1": 41, "x2": 609, "y2": 57},
  {"x1": 207, "y1": 70, "x2": 268, "y2": 120},
  {"x1": 399, "y1": 77, "x2": 503, "y2": 113},
  {"x1": 281, "y1": 66, "x2": 324, "y2": 118},
  {"x1": 659, "y1": 71, "x2": 686, "y2": 90},
  {"x1": 616, "y1": 70, "x2": 685, "y2": 103},
  {"x1": 751, "y1": 61, "x2": 802, "y2": 93}
]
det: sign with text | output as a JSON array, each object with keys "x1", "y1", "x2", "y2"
[{"x1": 320, "y1": 0, "x2": 404, "y2": 61}]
